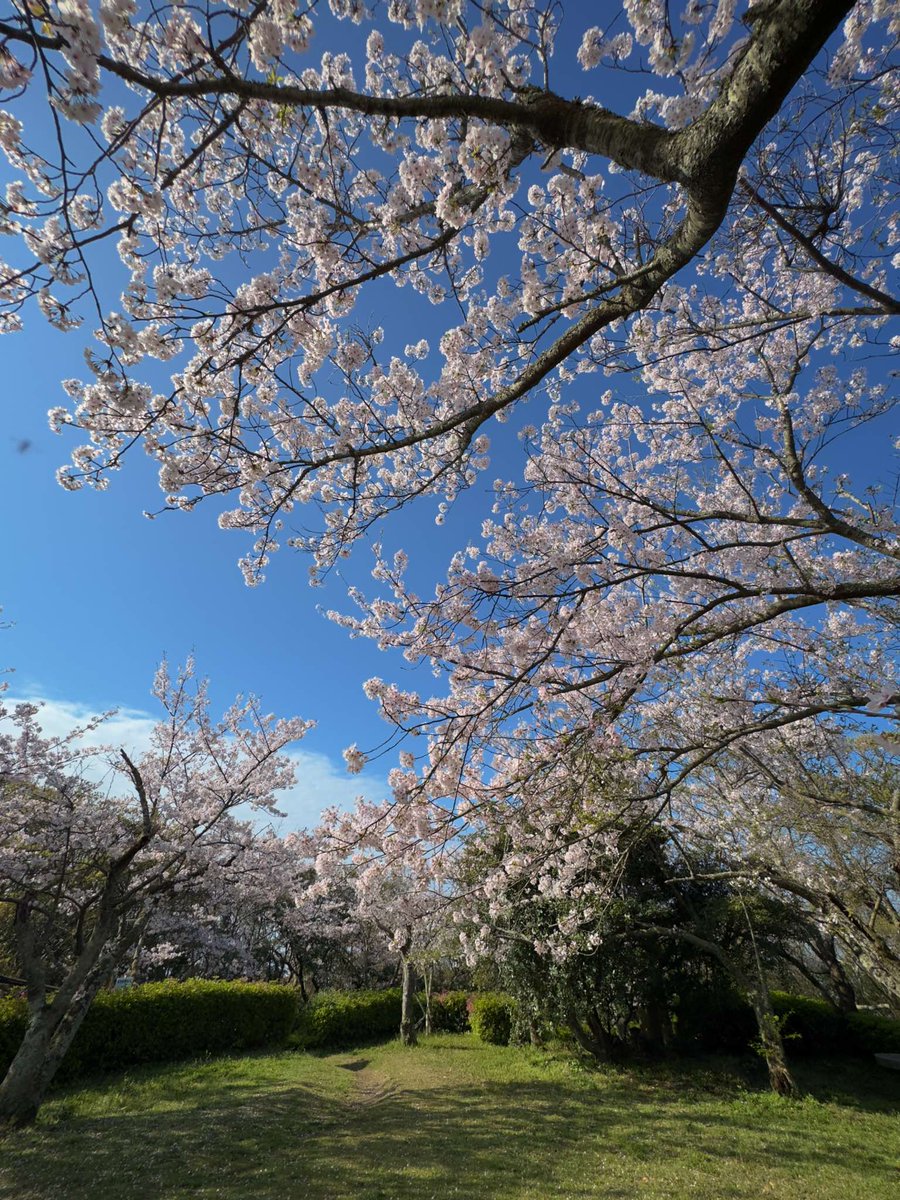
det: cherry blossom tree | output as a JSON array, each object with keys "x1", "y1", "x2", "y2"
[
  {"x1": 269, "y1": 840, "x2": 398, "y2": 996},
  {"x1": 0, "y1": 660, "x2": 310, "y2": 1127},
  {"x1": 675, "y1": 722, "x2": 900, "y2": 1006},
  {"x1": 0, "y1": 1, "x2": 891, "y2": 775},
  {"x1": 0, "y1": 0, "x2": 897, "y2": 1086},
  {"x1": 455, "y1": 753, "x2": 809, "y2": 1093},
  {"x1": 311, "y1": 795, "x2": 455, "y2": 1044}
]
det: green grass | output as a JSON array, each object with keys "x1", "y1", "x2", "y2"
[{"x1": 1, "y1": 1035, "x2": 898, "y2": 1199}]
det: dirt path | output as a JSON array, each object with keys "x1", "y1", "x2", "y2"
[{"x1": 337, "y1": 1057, "x2": 402, "y2": 1113}]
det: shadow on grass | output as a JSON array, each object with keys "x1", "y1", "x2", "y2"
[
  {"x1": 581, "y1": 1053, "x2": 900, "y2": 1115},
  {"x1": 1, "y1": 1053, "x2": 898, "y2": 1200}
]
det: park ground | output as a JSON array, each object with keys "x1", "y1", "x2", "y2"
[{"x1": 1, "y1": 1034, "x2": 898, "y2": 1199}]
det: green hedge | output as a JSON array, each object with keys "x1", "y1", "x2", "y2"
[
  {"x1": 770, "y1": 991, "x2": 846, "y2": 1055},
  {"x1": 293, "y1": 988, "x2": 403, "y2": 1049},
  {"x1": 676, "y1": 988, "x2": 900, "y2": 1059},
  {"x1": 845, "y1": 1009, "x2": 900, "y2": 1055},
  {"x1": 470, "y1": 993, "x2": 517, "y2": 1045},
  {"x1": 292, "y1": 989, "x2": 477, "y2": 1048},
  {"x1": 0, "y1": 980, "x2": 298, "y2": 1081},
  {"x1": 0, "y1": 995, "x2": 28, "y2": 1077},
  {"x1": 674, "y1": 988, "x2": 756, "y2": 1053},
  {"x1": 428, "y1": 991, "x2": 471, "y2": 1033}
]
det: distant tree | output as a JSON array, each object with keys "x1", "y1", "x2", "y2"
[
  {"x1": 0, "y1": 661, "x2": 309, "y2": 1127},
  {"x1": 311, "y1": 795, "x2": 455, "y2": 1045}
]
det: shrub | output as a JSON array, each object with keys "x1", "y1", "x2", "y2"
[
  {"x1": 674, "y1": 987, "x2": 757, "y2": 1054},
  {"x1": 676, "y1": 989, "x2": 849, "y2": 1057},
  {"x1": 845, "y1": 1009, "x2": 900, "y2": 1055},
  {"x1": 769, "y1": 991, "x2": 847, "y2": 1056},
  {"x1": 470, "y1": 993, "x2": 516, "y2": 1046},
  {"x1": 293, "y1": 988, "x2": 402, "y2": 1049},
  {"x1": 0, "y1": 994, "x2": 27, "y2": 1075},
  {"x1": 0, "y1": 980, "x2": 298, "y2": 1082},
  {"x1": 428, "y1": 991, "x2": 470, "y2": 1033}
]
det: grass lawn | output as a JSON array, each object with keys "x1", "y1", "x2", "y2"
[{"x1": 1, "y1": 1035, "x2": 898, "y2": 1199}]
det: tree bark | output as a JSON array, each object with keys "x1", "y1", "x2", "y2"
[
  {"x1": 0, "y1": 978, "x2": 100, "y2": 1128},
  {"x1": 745, "y1": 979, "x2": 798, "y2": 1099},
  {"x1": 399, "y1": 954, "x2": 417, "y2": 1047},
  {"x1": 814, "y1": 933, "x2": 857, "y2": 1015},
  {"x1": 638, "y1": 1000, "x2": 672, "y2": 1052},
  {"x1": 566, "y1": 1006, "x2": 616, "y2": 1061},
  {"x1": 422, "y1": 964, "x2": 433, "y2": 1037}
]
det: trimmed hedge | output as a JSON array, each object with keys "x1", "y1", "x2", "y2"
[
  {"x1": 770, "y1": 991, "x2": 846, "y2": 1056},
  {"x1": 674, "y1": 988, "x2": 756, "y2": 1053},
  {"x1": 429, "y1": 991, "x2": 470, "y2": 1033},
  {"x1": 846, "y1": 1009, "x2": 900, "y2": 1055},
  {"x1": 0, "y1": 995, "x2": 28, "y2": 1077},
  {"x1": 0, "y1": 980, "x2": 298, "y2": 1081},
  {"x1": 292, "y1": 988, "x2": 475, "y2": 1048},
  {"x1": 470, "y1": 993, "x2": 517, "y2": 1045},
  {"x1": 292, "y1": 988, "x2": 403, "y2": 1049},
  {"x1": 676, "y1": 988, "x2": 900, "y2": 1059}
]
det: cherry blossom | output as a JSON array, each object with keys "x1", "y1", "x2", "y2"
[
  {"x1": 0, "y1": 0, "x2": 895, "y2": 1070},
  {"x1": 0, "y1": 659, "x2": 310, "y2": 1126}
]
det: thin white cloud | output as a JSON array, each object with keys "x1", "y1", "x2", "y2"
[
  {"x1": 3, "y1": 693, "x2": 386, "y2": 832},
  {"x1": 4, "y1": 694, "x2": 158, "y2": 756},
  {"x1": 275, "y1": 749, "x2": 388, "y2": 833}
]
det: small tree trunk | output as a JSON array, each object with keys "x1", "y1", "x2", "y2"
[
  {"x1": 0, "y1": 983, "x2": 99, "y2": 1128},
  {"x1": 746, "y1": 980, "x2": 798, "y2": 1098},
  {"x1": 400, "y1": 954, "x2": 417, "y2": 1047},
  {"x1": 638, "y1": 1000, "x2": 671, "y2": 1052},
  {"x1": 586, "y1": 1008, "x2": 618, "y2": 1059},
  {"x1": 423, "y1": 965, "x2": 433, "y2": 1037},
  {"x1": 566, "y1": 1007, "x2": 612, "y2": 1061},
  {"x1": 816, "y1": 934, "x2": 857, "y2": 1014},
  {"x1": 295, "y1": 958, "x2": 309, "y2": 1004}
]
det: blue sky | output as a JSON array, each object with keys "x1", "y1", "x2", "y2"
[
  {"x1": 1, "y1": 311, "x2": 402, "y2": 824},
  {"x1": 1, "y1": 5, "x2": 894, "y2": 828}
]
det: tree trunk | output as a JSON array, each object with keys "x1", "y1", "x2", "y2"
[
  {"x1": 295, "y1": 958, "x2": 309, "y2": 1005},
  {"x1": 422, "y1": 965, "x2": 433, "y2": 1037},
  {"x1": 566, "y1": 1006, "x2": 613, "y2": 1061},
  {"x1": 815, "y1": 934, "x2": 857, "y2": 1014},
  {"x1": 0, "y1": 982, "x2": 99, "y2": 1128},
  {"x1": 638, "y1": 1000, "x2": 671, "y2": 1052},
  {"x1": 745, "y1": 979, "x2": 798, "y2": 1098},
  {"x1": 400, "y1": 954, "x2": 417, "y2": 1047}
]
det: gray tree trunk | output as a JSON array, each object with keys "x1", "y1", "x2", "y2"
[
  {"x1": 745, "y1": 979, "x2": 798, "y2": 1098},
  {"x1": 399, "y1": 954, "x2": 417, "y2": 1046},
  {"x1": 0, "y1": 980, "x2": 100, "y2": 1128},
  {"x1": 815, "y1": 934, "x2": 857, "y2": 1014},
  {"x1": 422, "y1": 965, "x2": 433, "y2": 1037}
]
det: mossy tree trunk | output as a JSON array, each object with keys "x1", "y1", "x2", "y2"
[{"x1": 0, "y1": 982, "x2": 99, "y2": 1128}]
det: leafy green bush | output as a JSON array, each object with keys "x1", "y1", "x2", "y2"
[
  {"x1": 674, "y1": 987, "x2": 757, "y2": 1053},
  {"x1": 0, "y1": 980, "x2": 298, "y2": 1082},
  {"x1": 428, "y1": 991, "x2": 470, "y2": 1033},
  {"x1": 676, "y1": 990, "x2": 843, "y2": 1056},
  {"x1": 470, "y1": 993, "x2": 516, "y2": 1046},
  {"x1": 293, "y1": 988, "x2": 402, "y2": 1049},
  {"x1": 770, "y1": 991, "x2": 847, "y2": 1056},
  {"x1": 0, "y1": 994, "x2": 28, "y2": 1074},
  {"x1": 845, "y1": 1009, "x2": 900, "y2": 1055}
]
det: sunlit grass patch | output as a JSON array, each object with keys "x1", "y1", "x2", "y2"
[{"x1": 1, "y1": 1035, "x2": 897, "y2": 1200}]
